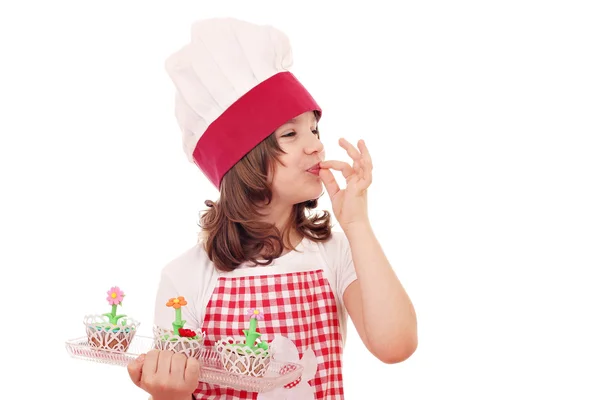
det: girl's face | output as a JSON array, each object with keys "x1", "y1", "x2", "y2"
[{"x1": 270, "y1": 111, "x2": 325, "y2": 205}]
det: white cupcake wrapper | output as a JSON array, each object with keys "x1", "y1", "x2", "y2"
[
  {"x1": 83, "y1": 314, "x2": 140, "y2": 352},
  {"x1": 216, "y1": 336, "x2": 271, "y2": 377},
  {"x1": 152, "y1": 325, "x2": 205, "y2": 358}
]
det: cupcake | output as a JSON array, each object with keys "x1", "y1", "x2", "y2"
[
  {"x1": 84, "y1": 286, "x2": 140, "y2": 352},
  {"x1": 153, "y1": 296, "x2": 204, "y2": 358},
  {"x1": 216, "y1": 309, "x2": 271, "y2": 377}
]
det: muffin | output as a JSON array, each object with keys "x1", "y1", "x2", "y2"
[
  {"x1": 216, "y1": 309, "x2": 271, "y2": 377},
  {"x1": 84, "y1": 286, "x2": 139, "y2": 352},
  {"x1": 153, "y1": 296, "x2": 204, "y2": 358}
]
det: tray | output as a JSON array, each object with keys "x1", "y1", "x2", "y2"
[{"x1": 65, "y1": 335, "x2": 303, "y2": 393}]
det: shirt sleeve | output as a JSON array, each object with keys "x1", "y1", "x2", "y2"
[
  {"x1": 322, "y1": 231, "x2": 359, "y2": 307},
  {"x1": 336, "y1": 231, "x2": 358, "y2": 304}
]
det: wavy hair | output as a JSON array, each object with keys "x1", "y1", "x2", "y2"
[{"x1": 199, "y1": 122, "x2": 332, "y2": 272}]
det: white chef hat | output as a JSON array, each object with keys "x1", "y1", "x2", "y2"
[{"x1": 165, "y1": 17, "x2": 322, "y2": 189}]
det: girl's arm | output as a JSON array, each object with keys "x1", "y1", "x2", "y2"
[
  {"x1": 319, "y1": 138, "x2": 417, "y2": 364},
  {"x1": 343, "y1": 222, "x2": 417, "y2": 364}
]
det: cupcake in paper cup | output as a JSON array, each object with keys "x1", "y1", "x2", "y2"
[
  {"x1": 84, "y1": 286, "x2": 140, "y2": 352},
  {"x1": 153, "y1": 296, "x2": 204, "y2": 359},
  {"x1": 216, "y1": 309, "x2": 271, "y2": 377}
]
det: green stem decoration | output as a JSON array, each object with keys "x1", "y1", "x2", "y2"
[
  {"x1": 243, "y1": 317, "x2": 261, "y2": 349},
  {"x1": 172, "y1": 307, "x2": 186, "y2": 334},
  {"x1": 103, "y1": 304, "x2": 126, "y2": 325}
]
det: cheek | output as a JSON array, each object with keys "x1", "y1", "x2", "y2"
[
  {"x1": 270, "y1": 163, "x2": 290, "y2": 187},
  {"x1": 272, "y1": 168, "x2": 296, "y2": 187},
  {"x1": 273, "y1": 155, "x2": 301, "y2": 177},
  {"x1": 271, "y1": 166, "x2": 305, "y2": 194}
]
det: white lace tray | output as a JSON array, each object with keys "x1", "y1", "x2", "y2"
[{"x1": 65, "y1": 335, "x2": 303, "y2": 393}]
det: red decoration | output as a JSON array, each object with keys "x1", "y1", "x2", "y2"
[{"x1": 178, "y1": 328, "x2": 197, "y2": 338}]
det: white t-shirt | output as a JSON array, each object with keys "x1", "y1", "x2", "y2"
[{"x1": 153, "y1": 230, "x2": 358, "y2": 346}]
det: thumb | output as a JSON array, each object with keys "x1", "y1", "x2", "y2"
[
  {"x1": 126, "y1": 353, "x2": 145, "y2": 387},
  {"x1": 318, "y1": 167, "x2": 340, "y2": 200}
]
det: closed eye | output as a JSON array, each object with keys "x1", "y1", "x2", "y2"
[{"x1": 281, "y1": 129, "x2": 319, "y2": 138}]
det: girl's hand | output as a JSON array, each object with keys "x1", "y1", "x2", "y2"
[
  {"x1": 127, "y1": 350, "x2": 199, "y2": 400},
  {"x1": 319, "y1": 138, "x2": 373, "y2": 231}
]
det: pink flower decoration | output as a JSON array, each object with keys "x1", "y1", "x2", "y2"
[
  {"x1": 246, "y1": 308, "x2": 264, "y2": 320},
  {"x1": 106, "y1": 286, "x2": 125, "y2": 305}
]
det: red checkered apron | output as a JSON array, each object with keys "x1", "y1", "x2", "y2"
[{"x1": 194, "y1": 269, "x2": 345, "y2": 399}]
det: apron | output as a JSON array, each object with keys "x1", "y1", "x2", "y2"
[{"x1": 194, "y1": 269, "x2": 345, "y2": 399}]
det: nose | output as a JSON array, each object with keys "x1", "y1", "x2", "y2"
[{"x1": 304, "y1": 130, "x2": 324, "y2": 156}]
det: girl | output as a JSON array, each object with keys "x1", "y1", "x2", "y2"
[{"x1": 127, "y1": 17, "x2": 417, "y2": 400}]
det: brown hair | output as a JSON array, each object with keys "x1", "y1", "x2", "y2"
[{"x1": 199, "y1": 126, "x2": 332, "y2": 272}]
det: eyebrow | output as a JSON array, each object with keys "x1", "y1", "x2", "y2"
[{"x1": 285, "y1": 116, "x2": 318, "y2": 125}]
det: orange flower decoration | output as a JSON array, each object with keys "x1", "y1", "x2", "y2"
[{"x1": 166, "y1": 296, "x2": 187, "y2": 309}]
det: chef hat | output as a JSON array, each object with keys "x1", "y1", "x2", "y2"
[{"x1": 165, "y1": 17, "x2": 322, "y2": 189}]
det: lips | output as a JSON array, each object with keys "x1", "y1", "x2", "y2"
[{"x1": 306, "y1": 163, "x2": 321, "y2": 175}]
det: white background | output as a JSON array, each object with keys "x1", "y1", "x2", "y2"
[{"x1": 1, "y1": 0, "x2": 599, "y2": 398}]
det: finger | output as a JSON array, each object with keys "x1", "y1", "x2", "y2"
[
  {"x1": 127, "y1": 353, "x2": 146, "y2": 388},
  {"x1": 357, "y1": 157, "x2": 371, "y2": 183},
  {"x1": 319, "y1": 160, "x2": 353, "y2": 179},
  {"x1": 157, "y1": 350, "x2": 173, "y2": 375},
  {"x1": 184, "y1": 356, "x2": 201, "y2": 391},
  {"x1": 318, "y1": 168, "x2": 340, "y2": 199},
  {"x1": 358, "y1": 162, "x2": 366, "y2": 181},
  {"x1": 339, "y1": 138, "x2": 363, "y2": 175},
  {"x1": 339, "y1": 138, "x2": 362, "y2": 163},
  {"x1": 170, "y1": 352, "x2": 188, "y2": 381},
  {"x1": 363, "y1": 163, "x2": 371, "y2": 184},
  {"x1": 141, "y1": 350, "x2": 160, "y2": 382},
  {"x1": 357, "y1": 139, "x2": 373, "y2": 168}
]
